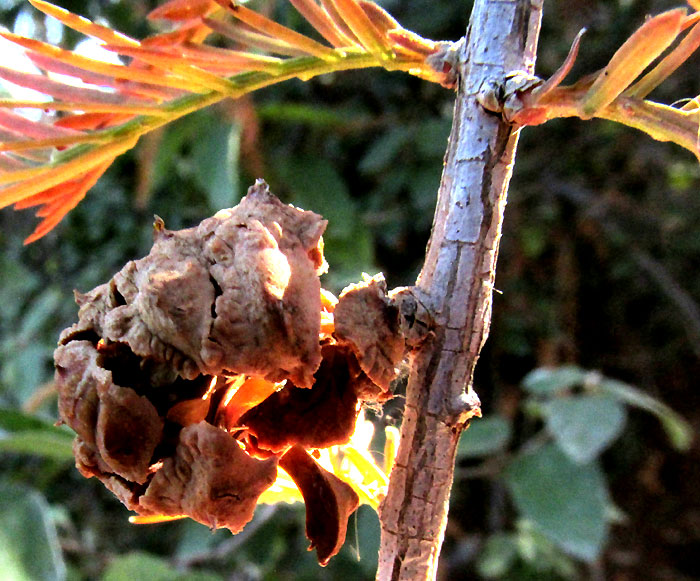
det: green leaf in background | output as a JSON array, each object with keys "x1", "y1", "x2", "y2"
[
  {"x1": 102, "y1": 553, "x2": 174, "y2": 581},
  {"x1": 358, "y1": 127, "x2": 412, "y2": 175},
  {"x1": 1, "y1": 343, "x2": 53, "y2": 406},
  {"x1": 0, "y1": 287, "x2": 59, "y2": 400},
  {"x1": 521, "y1": 366, "x2": 587, "y2": 395},
  {"x1": 17, "y1": 287, "x2": 63, "y2": 342},
  {"x1": 191, "y1": 121, "x2": 241, "y2": 212},
  {"x1": 277, "y1": 156, "x2": 375, "y2": 289},
  {"x1": 258, "y1": 102, "x2": 367, "y2": 129},
  {"x1": 519, "y1": 223, "x2": 549, "y2": 259},
  {"x1": 278, "y1": 157, "x2": 355, "y2": 238},
  {"x1": 0, "y1": 431, "x2": 74, "y2": 461},
  {"x1": 175, "y1": 572, "x2": 222, "y2": 581},
  {"x1": 0, "y1": 256, "x2": 40, "y2": 321},
  {"x1": 545, "y1": 395, "x2": 627, "y2": 464},
  {"x1": 476, "y1": 533, "x2": 518, "y2": 578},
  {"x1": 351, "y1": 505, "x2": 381, "y2": 578},
  {"x1": 102, "y1": 552, "x2": 223, "y2": 581},
  {"x1": 148, "y1": 110, "x2": 241, "y2": 212},
  {"x1": 174, "y1": 520, "x2": 230, "y2": 563},
  {"x1": 0, "y1": 481, "x2": 66, "y2": 581},
  {"x1": 357, "y1": 118, "x2": 450, "y2": 177},
  {"x1": 150, "y1": 119, "x2": 198, "y2": 194},
  {"x1": 523, "y1": 367, "x2": 693, "y2": 452},
  {"x1": 0, "y1": 406, "x2": 75, "y2": 461},
  {"x1": 598, "y1": 378, "x2": 694, "y2": 451},
  {"x1": 458, "y1": 415, "x2": 512, "y2": 459},
  {"x1": 323, "y1": 227, "x2": 374, "y2": 290},
  {"x1": 0, "y1": 406, "x2": 64, "y2": 433},
  {"x1": 512, "y1": 520, "x2": 578, "y2": 578},
  {"x1": 414, "y1": 118, "x2": 452, "y2": 158},
  {"x1": 504, "y1": 443, "x2": 609, "y2": 562}
]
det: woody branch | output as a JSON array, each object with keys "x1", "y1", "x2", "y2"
[{"x1": 376, "y1": 1, "x2": 542, "y2": 580}]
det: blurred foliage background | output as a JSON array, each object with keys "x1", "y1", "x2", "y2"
[{"x1": 1, "y1": 0, "x2": 699, "y2": 579}]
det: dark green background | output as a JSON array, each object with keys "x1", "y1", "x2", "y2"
[{"x1": 1, "y1": 1, "x2": 698, "y2": 579}]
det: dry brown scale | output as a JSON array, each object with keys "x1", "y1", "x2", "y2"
[{"x1": 54, "y1": 179, "x2": 409, "y2": 565}]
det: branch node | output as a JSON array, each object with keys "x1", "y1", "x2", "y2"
[
  {"x1": 426, "y1": 37, "x2": 466, "y2": 89},
  {"x1": 476, "y1": 77, "x2": 505, "y2": 113},
  {"x1": 477, "y1": 71, "x2": 543, "y2": 122},
  {"x1": 445, "y1": 388, "x2": 482, "y2": 427},
  {"x1": 389, "y1": 286, "x2": 435, "y2": 348}
]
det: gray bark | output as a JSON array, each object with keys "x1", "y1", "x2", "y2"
[{"x1": 376, "y1": 1, "x2": 543, "y2": 579}]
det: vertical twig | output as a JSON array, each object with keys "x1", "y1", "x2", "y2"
[{"x1": 376, "y1": 1, "x2": 542, "y2": 580}]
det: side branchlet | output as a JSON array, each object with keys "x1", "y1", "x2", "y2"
[{"x1": 481, "y1": 3, "x2": 700, "y2": 160}]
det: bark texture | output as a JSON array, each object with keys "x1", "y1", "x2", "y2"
[{"x1": 376, "y1": 1, "x2": 543, "y2": 579}]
